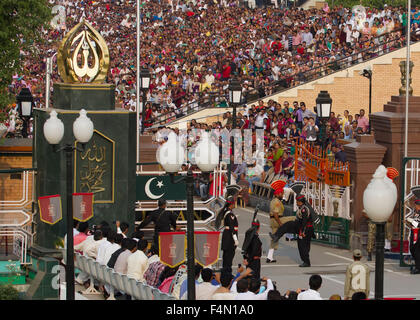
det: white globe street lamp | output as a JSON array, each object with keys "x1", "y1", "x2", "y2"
[
  {"x1": 363, "y1": 164, "x2": 398, "y2": 300},
  {"x1": 157, "y1": 131, "x2": 185, "y2": 173},
  {"x1": 156, "y1": 129, "x2": 220, "y2": 300},
  {"x1": 43, "y1": 108, "x2": 94, "y2": 301},
  {"x1": 194, "y1": 131, "x2": 220, "y2": 173}
]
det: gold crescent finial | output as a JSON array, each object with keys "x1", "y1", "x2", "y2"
[{"x1": 57, "y1": 20, "x2": 109, "y2": 83}]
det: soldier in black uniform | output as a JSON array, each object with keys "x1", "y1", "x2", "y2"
[
  {"x1": 138, "y1": 199, "x2": 178, "y2": 251},
  {"x1": 407, "y1": 198, "x2": 420, "y2": 274},
  {"x1": 269, "y1": 194, "x2": 314, "y2": 267},
  {"x1": 242, "y1": 220, "x2": 262, "y2": 279},
  {"x1": 217, "y1": 196, "x2": 238, "y2": 274},
  {"x1": 294, "y1": 195, "x2": 314, "y2": 267}
]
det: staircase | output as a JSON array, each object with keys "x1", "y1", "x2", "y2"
[{"x1": 263, "y1": 41, "x2": 420, "y2": 119}]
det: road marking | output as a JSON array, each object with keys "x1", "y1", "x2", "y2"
[
  {"x1": 326, "y1": 252, "x2": 409, "y2": 277},
  {"x1": 240, "y1": 207, "x2": 271, "y2": 219},
  {"x1": 382, "y1": 294, "x2": 420, "y2": 298},
  {"x1": 325, "y1": 252, "x2": 354, "y2": 262},
  {"x1": 261, "y1": 263, "x2": 350, "y2": 268},
  {"x1": 321, "y1": 275, "x2": 345, "y2": 285}
]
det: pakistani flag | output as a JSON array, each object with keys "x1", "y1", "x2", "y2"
[
  {"x1": 72, "y1": 193, "x2": 94, "y2": 222},
  {"x1": 136, "y1": 175, "x2": 186, "y2": 201},
  {"x1": 159, "y1": 232, "x2": 186, "y2": 268},
  {"x1": 38, "y1": 195, "x2": 62, "y2": 225},
  {"x1": 194, "y1": 231, "x2": 221, "y2": 267}
]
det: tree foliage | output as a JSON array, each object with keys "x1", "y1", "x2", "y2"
[
  {"x1": 326, "y1": 0, "x2": 420, "y2": 9},
  {"x1": 0, "y1": 0, "x2": 52, "y2": 122},
  {"x1": 0, "y1": 284, "x2": 20, "y2": 300}
]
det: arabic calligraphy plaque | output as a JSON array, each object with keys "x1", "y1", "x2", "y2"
[{"x1": 74, "y1": 130, "x2": 115, "y2": 203}]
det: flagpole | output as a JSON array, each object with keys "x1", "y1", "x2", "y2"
[
  {"x1": 136, "y1": 0, "x2": 141, "y2": 171},
  {"x1": 65, "y1": 145, "x2": 75, "y2": 300},
  {"x1": 404, "y1": 0, "x2": 411, "y2": 158}
]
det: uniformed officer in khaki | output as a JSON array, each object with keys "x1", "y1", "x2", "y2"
[
  {"x1": 344, "y1": 249, "x2": 370, "y2": 300},
  {"x1": 364, "y1": 212, "x2": 393, "y2": 261},
  {"x1": 267, "y1": 179, "x2": 294, "y2": 263}
]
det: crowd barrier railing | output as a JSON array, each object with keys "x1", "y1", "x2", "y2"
[{"x1": 74, "y1": 252, "x2": 177, "y2": 300}]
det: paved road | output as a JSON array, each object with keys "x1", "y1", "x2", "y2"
[
  {"x1": 74, "y1": 205, "x2": 420, "y2": 300},
  {"x1": 223, "y1": 206, "x2": 420, "y2": 299}
]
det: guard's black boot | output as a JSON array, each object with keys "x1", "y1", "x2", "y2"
[{"x1": 299, "y1": 262, "x2": 311, "y2": 267}]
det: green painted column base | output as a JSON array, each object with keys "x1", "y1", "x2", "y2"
[{"x1": 53, "y1": 82, "x2": 116, "y2": 110}]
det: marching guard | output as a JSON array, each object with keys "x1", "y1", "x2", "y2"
[
  {"x1": 267, "y1": 179, "x2": 295, "y2": 263},
  {"x1": 242, "y1": 205, "x2": 262, "y2": 279},
  {"x1": 270, "y1": 192, "x2": 315, "y2": 267},
  {"x1": 216, "y1": 196, "x2": 239, "y2": 274},
  {"x1": 407, "y1": 186, "x2": 420, "y2": 275}
]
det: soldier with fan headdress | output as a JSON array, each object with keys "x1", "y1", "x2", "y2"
[
  {"x1": 215, "y1": 195, "x2": 238, "y2": 274},
  {"x1": 242, "y1": 204, "x2": 262, "y2": 279},
  {"x1": 267, "y1": 178, "x2": 288, "y2": 263},
  {"x1": 269, "y1": 181, "x2": 316, "y2": 267},
  {"x1": 267, "y1": 180, "x2": 302, "y2": 263},
  {"x1": 406, "y1": 185, "x2": 420, "y2": 274}
]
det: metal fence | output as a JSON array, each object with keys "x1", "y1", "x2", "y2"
[
  {"x1": 74, "y1": 253, "x2": 177, "y2": 300},
  {"x1": 0, "y1": 168, "x2": 36, "y2": 264}
]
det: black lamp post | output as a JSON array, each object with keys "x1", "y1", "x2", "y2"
[
  {"x1": 363, "y1": 167, "x2": 397, "y2": 300},
  {"x1": 157, "y1": 131, "x2": 219, "y2": 300},
  {"x1": 16, "y1": 88, "x2": 34, "y2": 138},
  {"x1": 140, "y1": 67, "x2": 151, "y2": 134},
  {"x1": 315, "y1": 90, "x2": 332, "y2": 151},
  {"x1": 43, "y1": 109, "x2": 94, "y2": 300},
  {"x1": 361, "y1": 68, "x2": 372, "y2": 134},
  {"x1": 228, "y1": 78, "x2": 242, "y2": 184}
]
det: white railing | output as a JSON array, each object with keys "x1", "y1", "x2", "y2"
[
  {"x1": 0, "y1": 228, "x2": 31, "y2": 264},
  {"x1": 0, "y1": 169, "x2": 36, "y2": 265},
  {"x1": 73, "y1": 253, "x2": 177, "y2": 300},
  {"x1": 402, "y1": 159, "x2": 420, "y2": 257},
  {"x1": 0, "y1": 170, "x2": 34, "y2": 207}
]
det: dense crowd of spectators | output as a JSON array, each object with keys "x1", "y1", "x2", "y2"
[
  {"x1": 71, "y1": 219, "x2": 369, "y2": 300},
  {"x1": 153, "y1": 97, "x2": 364, "y2": 202},
  {"x1": 5, "y1": 0, "x2": 415, "y2": 137}
]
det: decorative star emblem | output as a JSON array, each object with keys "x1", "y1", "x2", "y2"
[{"x1": 156, "y1": 180, "x2": 164, "y2": 188}]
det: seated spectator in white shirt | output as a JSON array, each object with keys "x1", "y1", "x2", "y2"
[
  {"x1": 127, "y1": 239, "x2": 150, "y2": 282},
  {"x1": 196, "y1": 268, "x2": 219, "y2": 300},
  {"x1": 211, "y1": 271, "x2": 237, "y2": 300},
  {"x1": 114, "y1": 239, "x2": 137, "y2": 275},
  {"x1": 83, "y1": 230, "x2": 107, "y2": 260},
  {"x1": 297, "y1": 274, "x2": 323, "y2": 300},
  {"x1": 232, "y1": 277, "x2": 274, "y2": 300},
  {"x1": 103, "y1": 233, "x2": 123, "y2": 267},
  {"x1": 96, "y1": 228, "x2": 114, "y2": 265}
]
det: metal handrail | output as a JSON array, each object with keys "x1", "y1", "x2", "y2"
[
  {"x1": 147, "y1": 28, "x2": 410, "y2": 128},
  {"x1": 74, "y1": 253, "x2": 177, "y2": 300}
]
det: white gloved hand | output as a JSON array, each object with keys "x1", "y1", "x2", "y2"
[{"x1": 234, "y1": 240, "x2": 239, "y2": 247}]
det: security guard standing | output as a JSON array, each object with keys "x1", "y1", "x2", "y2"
[
  {"x1": 344, "y1": 249, "x2": 370, "y2": 300},
  {"x1": 406, "y1": 198, "x2": 420, "y2": 274},
  {"x1": 267, "y1": 179, "x2": 295, "y2": 263},
  {"x1": 138, "y1": 199, "x2": 178, "y2": 251},
  {"x1": 242, "y1": 206, "x2": 262, "y2": 279},
  {"x1": 217, "y1": 196, "x2": 239, "y2": 274},
  {"x1": 243, "y1": 220, "x2": 262, "y2": 279},
  {"x1": 295, "y1": 194, "x2": 314, "y2": 267}
]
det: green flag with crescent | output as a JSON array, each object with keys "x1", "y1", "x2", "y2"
[{"x1": 136, "y1": 175, "x2": 187, "y2": 201}]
